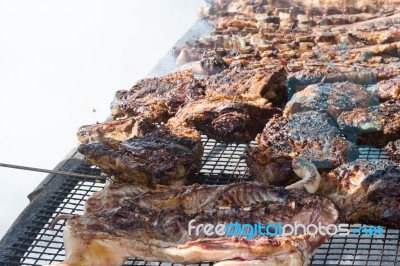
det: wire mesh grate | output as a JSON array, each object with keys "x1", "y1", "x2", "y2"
[{"x1": 0, "y1": 138, "x2": 399, "y2": 266}]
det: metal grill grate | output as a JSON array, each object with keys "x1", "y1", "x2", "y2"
[{"x1": 0, "y1": 136, "x2": 398, "y2": 266}]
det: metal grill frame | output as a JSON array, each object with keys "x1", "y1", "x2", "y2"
[{"x1": 0, "y1": 18, "x2": 399, "y2": 266}]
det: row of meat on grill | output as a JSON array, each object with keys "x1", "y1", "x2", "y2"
[
  {"x1": 78, "y1": 66, "x2": 400, "y2": 187},
  {"x1": 52, "y1": 1, "x2": 400, "y2": 265}
]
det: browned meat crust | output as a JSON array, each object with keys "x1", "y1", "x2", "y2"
[
  {"x1": 245, "y1": 111, "x2": 358, "y2": 186},
  {"x1": 76, "y1": 117, "x2": 157, "y2": 143},
  {"x1": 318, "y1": 161, "x2": 400, "y2": 229},
  {"x1": 78, "y1": 121, "x2": 203, "y2": 186},
  {"x1": 111, "y1": 70, "x2": 204, "y2": 122},
  {"x1": 385, "y1": 140, "x2": 400, "y2": 163},
  {"x1": 58, "y1": 182, "x2": 338, "y2": 265},
  {"x1": 339, "y1": 100, "x2": 400, "y2": 147},
  {"x1": 337, "y1": 107, "x2": 384, "y2": 134},
  {"x1": 168, "y1": 98, "x2": 282, "y2": 143},
  {"x1": 203, "y1": 66, "x2": 287, "y2": 106},
  {"x1": 284, "y1": 82, "x2": 377, "y2": 119},
  {"x1": 378, "y1": 77, "x2": 400, "y2": 101},
  {"x1": 191, "y1": 0, "x2": 400, "y2": 75}
]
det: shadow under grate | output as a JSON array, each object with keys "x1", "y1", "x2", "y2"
[{"x1": 0, "y1": 137, "x2": 399, "y2": 266}]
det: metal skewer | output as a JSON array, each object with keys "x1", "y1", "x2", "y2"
[{"x1": 0, "y1": 162, "x2": 106, "y2": 180}]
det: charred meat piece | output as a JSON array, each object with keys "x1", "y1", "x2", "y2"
[
  {"x1": 318, "y1": 161, "x2": 400, "y2": 229},
  {"x1": 287, "y1": 69, "x2": 381, "y2": 99},
  {"x1": 339, "y1": 100, "x2": 400, "y2": 147},
  {"x1": 288, "y1": 67, "x2": 400, "y2": 99},
  {"x1": 316, "y1": 41, "x2": 400, "y2": 66},
  {"x1": 78, "y1": 121, "x2": 203, "y2": 186},
  {"x1": 54, "y1": 182, "x2": 338, "y2": 266},
  {"x1": 245, "y1": 111, "x2": 358, "y2": 186},
  {"x1": 203, "y1": 66, "x2": 287, "y2": 106},
  {"x1": 337, "y1": 106, "x2": 384, "y2": 135},
  {"x1": 385, "y1": 140, "x2": 400, "y2": 163},
  {"x1": 111, "y1": 70, "x2": 204, "y2": 122},
  {"x1": 284, "y1": 82, "x2": 378, "y2": 119},
  {"x1": 168, "y1": 98, "x2": 282, "y2": 143},
  {"x1": 77, "y1": 117, "x2": 157, "y2": 143},
  {"x1": 287, "y1": 67, "x2": 347, "y2": 98},
  {"x1": 378, "y1": 77, "x2": 400, "y2": 101}
]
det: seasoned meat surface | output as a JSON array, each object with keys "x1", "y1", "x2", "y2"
[
  {"x1": 339, "y1": 100, "x2": 400, "y2": 147},
  {"x1": 318, "y1": 161, "x2": 400, "y2": 229},
  {"x1": 55, "y1": 182, "x2": 338, "y2": 266},
  {"x1": 378, "y1": 77, "x2": 400, "y2": 102},
  {"x1": 245, "y1": 111, "x2": 358, "y2": 186},
  {"x1": 62, "y1": 1, "x2": 400, "y2": 265},
  {"x1": 284, "y1": 82, "x2": 378, "y2": 119},
  {"x1": 168, "y1": 98, "x2": 282, "y2": 143},
  {"x1": 203, "y1": 66, "x2": 287, "y2": 106},
  {"x1": 78, "y1": 120, "x2": 203, "y2": 186},
  {"x1": 77, "y1": 117, "x2": 157, "y2": 143},
  {"x1": 111, "y1": 70, "x2": 204, "y2": 122},
  {"x1": 385, "y1": 140, "x2": 400, "y2": 163},
  {"x1": 337, "y1": 107, "x2": 384, "y2": 135}
]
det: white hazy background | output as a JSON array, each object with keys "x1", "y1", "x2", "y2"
[{"x1": 0, "y1": 0, "x2": 204, "y2": 238}]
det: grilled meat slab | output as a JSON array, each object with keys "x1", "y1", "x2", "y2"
[
  {"x1": 168, "y1": 98, "x2": 282, "y2": 143},
  {"x1": 174, "y1": 47, "x2": 228, "y2": 75},
  {"x1": 284, "y1": 82, "x2": 378, "y2": 119},
  {"x1": 111, "y1": 70, "x2": 204, "y2": 122},
  {"x1": 378, "y1": 77, "x2": 400, "y2": 101},
  {"x1": 385, "y1": 140, "x2": 400, "y2": 163},
  {"x1": 245, "y1": 111, "x2": 358, "y2": 186},
  {"x1": 318, "y1": 161, "x2": 400, "y2": 228},
  {"x1": 78, "y1": 121, "x2": 203, "y2": 186},
  {"x1": 338, "y1": 100, "x2": 400, "y2": 147},
  {"x1": 203, "y1": 66, "x2": 287, "y2": 106},
  {"x1": 337, "y1": 106, "x2": 384, "y2": 135},
  {"x1": 52, "y1": 182, "x2": 338, "y2": 266}
]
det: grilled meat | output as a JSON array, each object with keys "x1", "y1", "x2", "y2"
[
  {"x1": 57, "y1": 1, "x2": 400, "y2": 266},
  {"x1": 78, "y1": 120, "x2": 203, "y2": 186},
  {"x1": 203, "y1": 66, "x2": 287, "y2": 106},
  {"x1": 111, "y1": 70, "x2": 204, "y2": 122},
  {"x1": 194, "y1": 0, "x2": 400, "y2": 69},
  {"x1": 76, "y1": 117, "x2": 158, "y2": 143},
  {"x1": 338, "y1": 100, "x2": 400, "y2": 147},
  {"x1": 287, "y1": 67, "x2": 357, "y2": 98},
  {"x1": 168, "y1": 98, "x2": 282, "y2": 143},
  {"x1": 109, "y1": 66, "x2": 286, "y2": 132},
  {"x1": 174, "y1": 48, "x2": 228, "y2": 75},
  {"x1": 245, "y1": 111, "x2": 358, "y2": 186},
  {"x1": 378, "y1": 77, "x2": 400, "y2": 101},
  {"x1": 385, "y1": 140, "x2": 400, "y2": 163},
  {"x1": 284, "y1": 82, "x2": 378, "y2": 119},
  {"x1": 317, "y1": 160, "x2": 400, "y2": 229},
  {"x1": 53, "y1": 181, "x2": 338, "y2": 266}
]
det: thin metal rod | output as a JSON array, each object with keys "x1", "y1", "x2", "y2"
[{"x1": 0, "y1": 162, "x2": 106, "y2": 180}]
